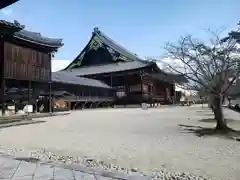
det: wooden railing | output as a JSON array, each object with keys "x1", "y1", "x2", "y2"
[{"x1": 55, "y1": 95, "x2": 114, "y2": 102}]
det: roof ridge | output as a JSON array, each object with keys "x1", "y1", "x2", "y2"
[
  {"x1": 0, "y1": 20, "x2": 24, "y2": 31},
  {"x1": 93, "y1": 27, "x2": 144, "y2": 62},
  {"x1": 67, "y1": 61, "x2": 134, "y2": 70},
  {"x1": 52, "y1": 71, "x2": 112, "y2": 88}
]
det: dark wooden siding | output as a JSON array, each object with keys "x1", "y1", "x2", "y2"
[{"x1": 4, "y1": 42, "x2": 51, "y2": 82}]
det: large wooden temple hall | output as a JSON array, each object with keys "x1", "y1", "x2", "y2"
[{"x1": 60, "y1": 27, "x2": 187, "y2": 105}]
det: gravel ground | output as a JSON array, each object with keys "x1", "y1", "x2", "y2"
[{"x1": 0, "y1": 105, "x2": 239, "y2": 180}]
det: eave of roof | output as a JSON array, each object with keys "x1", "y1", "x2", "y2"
[
  {"x1": 52, "y1": 71, "x2": 112, "y2": 89},
  {"x1": 65, "y1": 27, "x2": 148, "y2": 70},
  {"x1": 14, "y1": 29, "x2": 63, "y2": 48},
  {"x1": 93, "y1": 27, "x2": 144, "y2": 62},
  {"x1": 0, "y1": 20, "x2": 63, "y2": 49},
  {"x1": 149, "y1": 72, "x2": 188, "y2": 83},
  {"x1": 229, "y1": 31, "x2": 240, "y2": 41},
  {"x1": 62, "y1": 60, "x2": 154, "y2": 76},
  {"x1": 0, "y1": 20, "x2": 24, "y2": 33}
]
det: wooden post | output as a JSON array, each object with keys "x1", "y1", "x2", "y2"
[
  {"x1": 49, "y1": 82, "x2": 52, "y2": 113},
  {"x1": 48, "y1": 52, "x2": 53, "y2": 113},
  {"x1": 0, "y1": 37, "x2": 5, "y2": 116},
  {"x1": 140, "y1": 71, "x2": 144, "y2": 107},
  {"x1": 173, "y1": 83, "x2": 176, "y2": 104},
  {"x1": 110, "y1": 75, "x2": 113, "y2": 87},
  {"x1": 52, "y1": 92, "x2": 55, "y2": 113},
  {"x1": 0, "y1": 79, "x2": 5, "y2": 116},
  {"x1": 28, "y1": 81, "x2": 31, "y2": 105},
  {"x1": 32, "y1": 84, "x2": 38, "y2": 113},
  {"x1": 27, "y1": 81, "x2": 31, "y2": 114},
  {"x1": 68, "y1": 100, "x2": 71, "y2": 111}
]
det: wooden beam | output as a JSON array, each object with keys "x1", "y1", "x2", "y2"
[
  {"x1": 0, "y1": 37, "x2": 5, "y2": 115},
  {"x1": 28, "y1": 81, "x2": 31, "y2": 105},
  {"x1": 48, "y1": 82, "x2": 52, "y2": 113}
]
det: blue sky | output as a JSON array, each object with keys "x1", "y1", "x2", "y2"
[{"x1": 1, "y1": 0, "x2": 240, "y2": 70}]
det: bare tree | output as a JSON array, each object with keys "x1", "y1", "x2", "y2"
[{"x1": 164, "y1": 29, "x2": 240, "y2": 130}]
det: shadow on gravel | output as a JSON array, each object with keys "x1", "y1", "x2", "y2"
[
  {"x1": 0, "y1": 120, "x2": 46, "y2": 129},
  {"x1": 14, "y1": 157, "x2": 40, "y2": 163},
  {"x1": 199, "y1": 118, "x2": 238, "y2": 123},
  {"x1": 195, "y1": 110, "x2": 214, "y2": 117},
  {"x1": 179, "y1": 124, "x2": 240, "y2": 141}
]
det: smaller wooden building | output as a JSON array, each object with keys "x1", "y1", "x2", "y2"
[
  {"x1": 0, "y1": 20, "x2": 63, "y2": 115},
  {"x1": 51, "y1": 71, "x2": 114, "y2": 111}
]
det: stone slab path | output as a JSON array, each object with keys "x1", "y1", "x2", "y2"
[{"x1": 0, "y1": 154, "x2": 149, "y2": 180}]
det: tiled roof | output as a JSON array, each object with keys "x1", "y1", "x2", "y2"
[
  {"x1": 0, "y1": 20, "x2": 24, "y2": 31},
  {"x1": 14, "y1": 29, "x2": 63, "y2": 48},
  {"x1": 62, "y1": 60, "x2": 154, "y2": 76},
  {"x1": 0, "y1": 20, "x2": 63, "y2": 48},
  {"x1": 65, "y1": 27, "x2": 152, "y2": 70},
  {"x1": 39, "y1": 90, "x2": 72, "y2": 97},
  {"x1": 52, "y1": 71, "x2": 112, "y2": 89},
  {"x1": 93, "y1": 28, "x2": 144, "y2": 62},
  {"x1": 63, "y1": 27, "x2": 185, "y2": 84},
  {"x1": 229, "y1": 31, "x2": 240, "y2": 41},
  {"x1": 149, "y1": 73, "x2": 188, "y2": 83}
]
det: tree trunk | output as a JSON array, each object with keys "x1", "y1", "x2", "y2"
[{"x1": 212, "y1": 95, "x2": 227, "y2": 129}]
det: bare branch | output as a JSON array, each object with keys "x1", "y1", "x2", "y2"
[{"x1": 164, "y1": 28, "x2": 240, "y2": 97}]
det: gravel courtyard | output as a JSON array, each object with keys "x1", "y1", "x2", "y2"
[{"x1": 0, "y1": 105, "x2": 239, "y2": 180}]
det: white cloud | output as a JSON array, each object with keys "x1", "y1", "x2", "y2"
[
  {"x1": 51, "y1": 60, "x2": 70, "y2": 72},
  {"x1": 1, "y1": 8, "x2": 13, "y2": 16},
  {"x1": 156, "y1": 57, "x2": 183, "y2": 73}
]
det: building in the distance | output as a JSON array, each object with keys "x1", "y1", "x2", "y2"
[{"x1": 61, "y1": 28, "x2": 187, "y2": 106}]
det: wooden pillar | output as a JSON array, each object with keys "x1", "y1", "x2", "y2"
[
  {"x1": 110, "y1": 75, "x2": 113, "y2": 87},
  {"x1": 32, "y1": 85, "x2": 38, "y2": 113},
  {"x1": 0, "y1": 79, "x2": 5, "y2": 116},
  {"x1": 89, "y1": 89, "x2": 91, "y2": 102},
  {"x1": 48, "y1": 52, "x2": 53, "y2": 113},
  {"x1": 140, "y1": 71, "x2": 143, "y2": 95},
  {"x1": 140, "y1": 71, "x2": 144, "y2": 106},
  {"x1": 0, "y1": 37, "x2": 5, "y2": 116},
  {"x1": 68, "y1": 100, "x2": 71, "y2": 111},
  {"x1": 173, "y1": 83, "x2": 176, "y2": 104},
  {"x1": 48, "y1": 82, "x2": 52, "y2": 113},
  {"x1": 26, "y1": 80, "x2": 31, "y2": 114},
  {"x1": 28, "y1": 81, "x2": 31, "y2": 105}
]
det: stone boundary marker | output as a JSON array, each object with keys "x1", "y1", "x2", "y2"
[{"x1": 0, "y1": 154, "x2": 151, "y2": 180}]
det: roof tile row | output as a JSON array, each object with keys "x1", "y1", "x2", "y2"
[
  {"x1": 52, "y1": 71, "x2": 112, "y2": 89},
  {"x1": 63, "y1": 60, "x2": 153, "y2": 76},
  {"x1": 0, "y1": 20, "x2": 63, "y2": 48}
]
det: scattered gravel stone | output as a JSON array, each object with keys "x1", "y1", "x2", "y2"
[{"x1": 0, "y1": 147, "x2": 210, "y2": 180}]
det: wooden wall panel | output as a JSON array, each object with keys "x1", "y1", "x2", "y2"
[
  {"x1": 141, "y1": 74, "x2": 153, "y2": 85},
  {"x1": 129, "y1": 84, "x2": 141, "y2": 92},
  {"x1": 4, "y1": 42, "x2": 51, "y2": 82}
]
